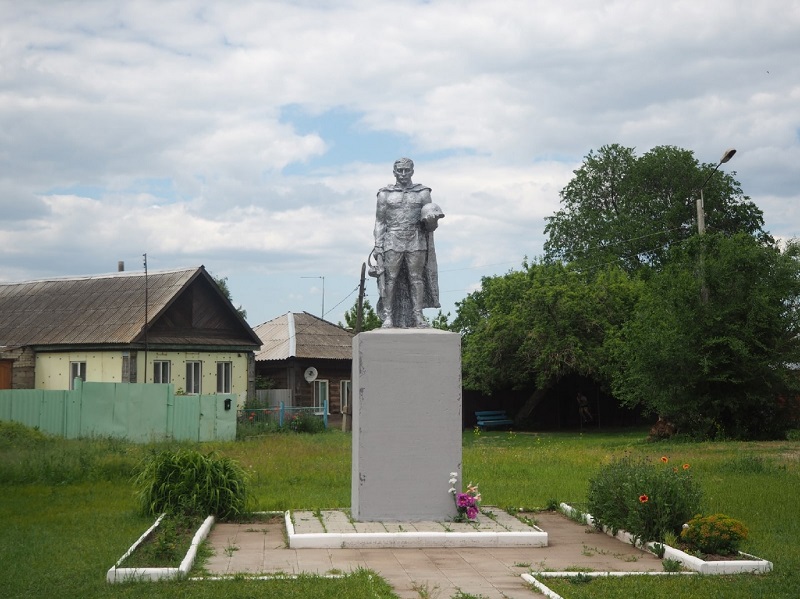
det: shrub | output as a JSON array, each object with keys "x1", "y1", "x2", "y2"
[
  {"x1": 586, "y1": 455, "x2": 702, "y2": 543},
  {"x1": 680, "y1": 513, "x2": 749, "y2": 556},
  {"x1": 133, "y1": 449, "x2": 249, "y2": 519},
  {"x1": 283, "y1": 411, "x2": 326, "y2": 434}
]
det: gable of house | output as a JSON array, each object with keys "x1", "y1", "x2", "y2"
[
  {"x1": 253, "y1": 312, "x2": 354, "y2": 415},
  {"x1": 0, "y1": 267, "x2": 260, "y2": 397},
  {"x1": 0, "y1": 266, "x2": 260, "y2": 349}
]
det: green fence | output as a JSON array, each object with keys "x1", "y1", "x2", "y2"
[{"x1": 0, "y1": 380, "x2": 236, "y2": 442}]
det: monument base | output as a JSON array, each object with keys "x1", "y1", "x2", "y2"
[{"x1": 351, "y1": 328, "x2": 462, "y2": 522}]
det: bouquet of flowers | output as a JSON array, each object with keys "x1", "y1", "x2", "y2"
[{"x1": 448, "y1": 472, "x2": 481, "y2": 521}]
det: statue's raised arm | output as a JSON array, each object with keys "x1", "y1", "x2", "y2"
[{"x1": 369, "y1": 158, "x2": 444, "y2": 329}]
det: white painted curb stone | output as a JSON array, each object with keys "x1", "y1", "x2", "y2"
[
  {"x1": 107, "y1": 514, "x2": 215, "y2": 583},
  {"x1": 559, "y1": 503, "x2": 772, "y2": 575},
  {"x1": 285, "y1": 510, "x2": 548, "y2": 549}
]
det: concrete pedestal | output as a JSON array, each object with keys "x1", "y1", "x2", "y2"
[{"x1": 351, "y1": 329, "x2": 462, "y2": 521}]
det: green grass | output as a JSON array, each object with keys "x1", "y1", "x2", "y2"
[{"x1": 1, "y1": 423, "x2": 799, "y2": 598}]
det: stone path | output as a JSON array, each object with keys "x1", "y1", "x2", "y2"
[{"x1": 203, "y1": 511, "x2": 663, "y2": 599}]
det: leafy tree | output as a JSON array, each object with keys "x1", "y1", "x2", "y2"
[
  {"x1": 430, "y1": 310, "x2": 452, "y2": 330},
  {"x1": 612, "y1": 233, "x2": 800, "y2": 439},
  {"x1": 212, "y1": 274, "x2": 248, "y2": 320},
  {"x1": 339, "y1": 298, "x2": 382, "y2": 332},
  {"x1": 452, "y1": 261, "x2": 641, "y2": 395},
  {"x1": 544, "y1": 144, "x2": 770, "y2": 273}
]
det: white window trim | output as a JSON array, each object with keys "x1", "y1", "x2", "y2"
[
  {"x1": 216, "y1": 361, "x2": 232, "y2": 394},
  {"x1": 154, "y1": 360, "x2": 171, "y2": 384},
  {"x1": 340, "y1": 380, "x2": 351, "y2": 414},
  {"x1": 313, "y1": 379, "x2": 330, "y2": 415},
  {"x1": 186, "y1": 361, "x2": 202, "y2": 395},
  {"x1": 69, "y1": 361, "x2": 86, "y2": 390}
]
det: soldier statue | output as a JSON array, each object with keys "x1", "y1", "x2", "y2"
[{"x1": 369, "y1": 158, "x2": 444, "y2": 328}]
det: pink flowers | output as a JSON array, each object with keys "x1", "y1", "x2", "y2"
[{"x1": 449, "y1": 472, "x2": 481, "y2": 521}]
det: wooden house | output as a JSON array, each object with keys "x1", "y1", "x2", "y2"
[
  {"x1": 253, "y1": 312, "x2": 354, "y2": 421},
  {"x1": 0, "y1": 266, "x2": 261, "y2": 406}
]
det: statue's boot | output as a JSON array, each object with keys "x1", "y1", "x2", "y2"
[
  {"x1": 381, "y1": 280, "x2": 396, "y2": 328},
  {"x1": 410, "y1": 277, "x2": 429, "y2": 328}
]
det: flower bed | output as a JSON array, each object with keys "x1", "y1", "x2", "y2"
[
  {"x1": 106, "y1": 513, "x2": 215, "y2": 583},
  {"x1": 560, "y1": 503, "x2": 772, "y2": 575},
  {"x1": 659, "y1": 544, "x2": 772, "y2": 575}
]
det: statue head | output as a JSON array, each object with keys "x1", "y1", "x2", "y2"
[{"x1": 393, "y1": 157, "x2": 414, "y2": 185}]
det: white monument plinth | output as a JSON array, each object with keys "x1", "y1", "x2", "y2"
[{"x1": 351, "y1": 328, "x2": 462, "y2": 521}]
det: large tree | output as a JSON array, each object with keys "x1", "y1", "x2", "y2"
[
  {"x1": 612, "y1": 233, "x2": 800, "y2": 439},
  {"x1": 452, "y1": 261, "x2": 641, "y2": 395},
  {"x1": 544, "y1": 144, "x2": 770, "y2": 273}
]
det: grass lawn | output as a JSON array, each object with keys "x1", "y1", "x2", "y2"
[{"x1": 1, "y1": 424, "x2": 798, "y2": 598}]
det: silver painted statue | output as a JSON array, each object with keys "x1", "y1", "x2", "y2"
[{"x1": 369, "y1": 158, "x2": 444, "y2": 328}]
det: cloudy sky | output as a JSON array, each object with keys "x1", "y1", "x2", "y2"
[{"x1": 2, "y1": 1, "x2": 799, "y2": 327}]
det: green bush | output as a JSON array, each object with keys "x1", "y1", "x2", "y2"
[
  {"x1": 282, "y1": 411, "x2": 326, "y2": 434},
  {"x1": 680, "y1": 513, "x2": 749, "y2": 556},
  {"x1": 0, "y1": 421, "x2": 50, "y2": 448},
  {"x1": 133, "y1": 449, "x2": 249, "y2": 519},
  {"x1": 586, "y1": 455, "x2": 702, "y2": 543}
]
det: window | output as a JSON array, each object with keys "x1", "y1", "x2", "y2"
[
  {"x1": 313, "y1": 379, "x2": 329, "y2": 414},
  {"x1": 186, "y1": 361, "x2": 202, "y2": 394},
  {"x1": 216, "y1": 362, "x2": 232, "y2": 393},
  {"x1": 154, "y1": 361, "x2": 171, "y2": 384},
  {"x1": 69, "y1": 361, "x2": 86, "y2": 390},
  {"x1": 340, "y1": 380, "x2": 351, "y2": 414}
]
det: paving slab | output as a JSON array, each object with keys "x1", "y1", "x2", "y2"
[
  {"x1": 286, "y1": 506, "x2": 548, "y2": 549},
  {"x1": 203, "y1": 511, "x2": 663, "y2": 599}
]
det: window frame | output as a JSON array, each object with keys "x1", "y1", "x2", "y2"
[
  {"x1": 185, "y1": 361, "x2": 202, "y2": 394},
  {"x1": 153, "y1": 360, "x2": 171, "y2": 384},
  {"x1": 216, "y1": 361, "x2": 232, "y2": 394},
  {"x1": 69, "y1": 361, "x2": 86, "y2": 390},
  {"x1": 340, "y1": 380, "x2": 351, "y2": 414},
  {"x1": 313, "y1": 379, "x2": 330, "y2": 415}
]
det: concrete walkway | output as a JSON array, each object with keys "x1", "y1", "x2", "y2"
[{"x1": 203, "y1": 511, "x2": 663, "y2": 599}]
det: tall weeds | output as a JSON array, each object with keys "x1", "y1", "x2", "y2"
[{"x1": 133, "y1": 448, "x2": 249, "y2": 519}]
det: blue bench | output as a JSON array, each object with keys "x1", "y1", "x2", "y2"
[{"x1": 475, "y1": 410, "x2": 514, "y2": 430}]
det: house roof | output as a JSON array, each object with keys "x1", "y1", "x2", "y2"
[
  {"x1": 0, "y1": 266, "x2": 261, "y2": 349},
  {"x1": 253, "y1": 311, "x2": 354, "y2": 362}
]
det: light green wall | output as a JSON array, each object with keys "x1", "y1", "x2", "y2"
[{"x1": 35, "y1": 350, "x2": 250, "y2": 408}]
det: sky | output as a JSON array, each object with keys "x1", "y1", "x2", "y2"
[{"x1": 1, "y1": 1, "x2": 799, "y2": 328}]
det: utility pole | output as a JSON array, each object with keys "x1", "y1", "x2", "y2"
[
  {"x1": 696, "y1": 148, "x2": 736, "y2": 304},
  {"x1": 356, "y1": 263, "x2": 366, "y2": 334},
  {"x1": 143, "y1": 253, "x2": 149, "y2": 382}
]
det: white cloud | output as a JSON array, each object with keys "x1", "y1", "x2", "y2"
[{"x1": 1, "y1": 0, "x2": 799, "y2": 324}]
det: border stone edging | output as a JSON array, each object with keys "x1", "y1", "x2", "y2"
[
  {"x1": 285, "y1": 509, "x2": 548, "y2": 549},
  {"x1": 106, "y1": 514, "x2": 215, "y2": 583},
  {"x1": 559, "y1": 502, "x2": 772, "y2": 575}
]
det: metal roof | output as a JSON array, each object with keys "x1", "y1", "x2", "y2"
[
  {"x1": 0, "y1": 266, "x2": 260, "y2": 348},
  {"x1": 254, "y1": 311, "x2": 354, "y2": 362}
]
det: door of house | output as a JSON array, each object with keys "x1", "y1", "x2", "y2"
[{"x1": 0, "y1": 360, "x2": 12, "y2": 389}]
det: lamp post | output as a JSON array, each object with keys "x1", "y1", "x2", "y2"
[
  {"x1": 696, "y1": 148, "x2": 736, "y2": 304},
  {"x1": 696, "y1": 148, "x2": 736, "y2": 235}
]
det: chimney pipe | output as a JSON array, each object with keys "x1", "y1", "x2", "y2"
[{"x1": 118, "y1": 261, "x2": 125, "y2": 272}]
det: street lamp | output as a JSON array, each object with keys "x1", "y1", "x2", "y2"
[{"x1": 696, "y1": 148, "x2": 736, "y2": 235}]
